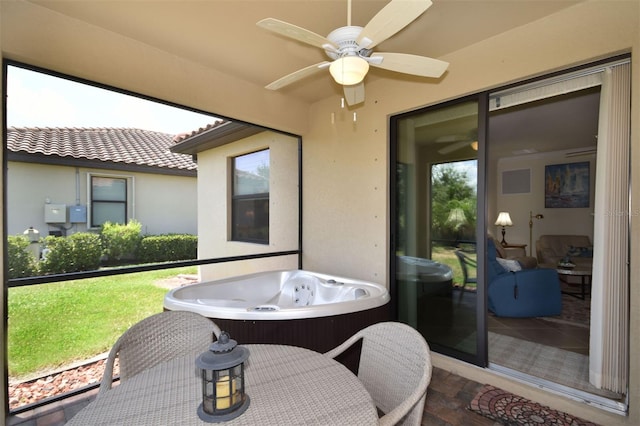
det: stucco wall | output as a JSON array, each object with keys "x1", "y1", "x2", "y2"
[
  {"x1": 6, "y1": 162, "x2": 197, "y2": 237},
  {"x1": 301, "y1": 2, "x2": 638, "y2": 425},
  {"x1": 196, "y1": 130, "x2": 300, "y2": 282}
]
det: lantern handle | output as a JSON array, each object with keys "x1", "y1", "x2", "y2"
[{"x1": 209, "y1": 331, "x2": 237, "y2": 353}]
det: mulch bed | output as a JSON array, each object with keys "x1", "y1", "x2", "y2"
[
  {"x1": 9, "y1": 356, "x2": 119, "y2": 410},
  {"x1": 468, "y1": 384, "x2": 599, "y2": 425}
]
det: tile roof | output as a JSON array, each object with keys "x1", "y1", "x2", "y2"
[
  {"x1": 7, "y1": 127, "x2": 198, "y2": 171},
  {"x1": 172, "y1": 120, "x2": 227, "y2": 144}
]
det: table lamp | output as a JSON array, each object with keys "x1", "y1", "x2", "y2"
[
  {"x1": 196, "y1": 331, "x2": 250, "y2": 422},
  {"x1": 494, "y1": 212, "x2": 513, "y2": 246}
]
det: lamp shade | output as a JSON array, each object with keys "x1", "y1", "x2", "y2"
[
  {"x1": 329, "y1": 56, "x2": 369, "y2": 85},
  {"x1": 447, "y1": 208, "x2": 466, "y2": 228},
  {"x1": 494, "y1": 212, "x2": 513, "y2": 227}
]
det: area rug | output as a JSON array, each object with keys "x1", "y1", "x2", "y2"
[
  {"x1": 489, "y1": 332, "x2": 589, "y2": 389},
  {"x1": 538, "y1": 290, "x2": 590, "y2": 328},
  {"x1": 469, "y1": 384, "x2": 598, "y2": 425},
  {"x1": 489, "y1": 332, "x2": 621, "y2": 400}
]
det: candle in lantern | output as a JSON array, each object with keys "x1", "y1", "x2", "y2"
[{"x1": 215, "y1": 376, "x2": 237, "y2": 410}]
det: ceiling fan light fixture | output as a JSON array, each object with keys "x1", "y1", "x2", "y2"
[{"x1": 329, "y1": 56, "x2": 369, "y2": 85}]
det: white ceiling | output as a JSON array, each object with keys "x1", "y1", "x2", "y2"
[
  {"x1": 30, "y1": 0, "x2": 582, "y2": 105},
  {"x1": 488, "y1": 88, "x2": 600, "y2": 158},
  {"x1": 28, "y1": 0, "x2": 595, "y2": 155}
]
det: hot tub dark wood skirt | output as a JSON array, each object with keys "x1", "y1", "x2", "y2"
[{"x1": 208, "y1": 303, "x2": 390, "y2": 374}]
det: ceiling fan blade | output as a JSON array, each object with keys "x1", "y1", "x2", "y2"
[
  {"x1": 438, "y1": 141, "x2": 472, "y2": 155},
  {"x1": 257, "y1": 18, "x2": 338, "y2": 52},
  {"x1": 435, "y1": 134, "x2": 467, "y2": 143},
  {"x1": 369, "y1": 52, "x2": 448, "y2": 78},
  {"x1": 356, "y1": 0, "x2": 432, "y2": 49},
  {"x1": 265, "y1": 62, "x2": 331, "y2": 90},
  {"x1": 343, "y1": 83, "x2": 365, "y2": 106}
]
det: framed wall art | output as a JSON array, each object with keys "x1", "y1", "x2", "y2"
[{"x1": 544, "y1": 161, "x2": 590, "y2": 208}]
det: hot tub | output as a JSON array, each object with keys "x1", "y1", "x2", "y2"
[
  {"x1": 396, "y1": 256, "x2": 454, "y2": 328},
  {"x1": 164, "y1": 270, "x2": 390, "y2": 369}
]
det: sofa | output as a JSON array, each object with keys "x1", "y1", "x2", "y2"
[
  {"x1": 536, "y1": 234, "x2": 593, "y2": 268},
  {"x1": 488, "y1": 235, "x2": 538, "y2": 269},
  {"x1": 488, "y1": 238, "x2": 562, "y2": 318}
]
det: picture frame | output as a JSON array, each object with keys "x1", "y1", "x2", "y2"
[{"x1": 544, "y1": 161, "x2": 590, "y2": 208}]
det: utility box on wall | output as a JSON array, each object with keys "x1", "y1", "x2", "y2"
[
  {"x1": 44, "y1": 204, "x2": 67, "y2": 224},
  {"x1": 69, "y1": 205, "x2": 87, "y2": 223}
]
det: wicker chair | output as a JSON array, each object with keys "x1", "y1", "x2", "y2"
[
  {"x1": 98, "y1": 310, "x2": 221, "y2": 396},
  {"x1": 324, "y1": 322, "x2": 432, "y2": 426},
  {"x1": 455, "y1": 249, "x2": 477, "y2": 299}
]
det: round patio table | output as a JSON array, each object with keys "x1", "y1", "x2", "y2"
[{"x1": 66, "y1": 344, "x2": 378, "y2": 426}]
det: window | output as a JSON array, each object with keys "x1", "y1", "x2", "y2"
[
  {"x1": 90, "y1": 175, "x2": 128, "y2": 227},
  {"x1": 232, "y1": 149, "x2": 269, "y2": 243}
]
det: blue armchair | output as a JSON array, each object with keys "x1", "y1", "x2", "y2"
[{"x1": 488, "y1": 238, "x2": 562, "y2": 318}]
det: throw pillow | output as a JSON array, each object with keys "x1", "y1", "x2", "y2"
[
  {"x1": 496, "y1": 257, "x2": 522, "y2": 272},
  {"x1": 567, "y1": 245, "x2": 594, "y2": 258}
]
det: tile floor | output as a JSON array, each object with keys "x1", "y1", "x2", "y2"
[{"x1": 8, "y1": 368, "x2": 499, "y2": 426}]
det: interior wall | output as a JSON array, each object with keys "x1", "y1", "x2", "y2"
[{"x1": 494, "y1": 152, "x2": 596, "y2": 257}]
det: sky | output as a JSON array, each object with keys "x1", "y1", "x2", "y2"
[
  {"x1": 6, "y1": 65, "x2": 217, "y2": 135},
  {"x1": 433, "y1": 159, "x2": 478, "y2": 190}
]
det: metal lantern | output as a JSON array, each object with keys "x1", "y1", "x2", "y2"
[{"x1": 196, "y1": 331, "x2": 250, "y2": 422}]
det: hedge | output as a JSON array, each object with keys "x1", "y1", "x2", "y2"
[
  {"x1": 137, "y1": 234, "x2": 198, "y2": 263},
  {"x1": 8, "y1": 224, "x2": 198, "y2": 278}
]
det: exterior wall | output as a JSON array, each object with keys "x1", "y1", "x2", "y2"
[
  {"x1": 301, "y1": 2, "x2": 638, "y2": 425},
  {"x1": 1, "y1": 1, "x2": 638, "y2": 425},
  {"x1": 6, "y1": 161, "x2": 197, "y2": 238},
  {"x1": 196, "y1": 131, "x2": 299, "y2": 281},
  {"x1": 494, "y1": 152, "x2": 596, "y2": 256}
]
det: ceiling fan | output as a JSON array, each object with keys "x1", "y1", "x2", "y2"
[
  {"x1": 436, "y1": 130, "x2": 478, "y2": 155},
  {"x1": 257, "y1": 0, "x2": 448, "y2": 106}
]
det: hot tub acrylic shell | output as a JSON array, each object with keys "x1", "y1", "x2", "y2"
[
  {"x1": 164, "y1": 269, "x2": 389, "y2": 321},
  {"x1": 163, "y1": 270, "x2": 390, "y2": 369}
]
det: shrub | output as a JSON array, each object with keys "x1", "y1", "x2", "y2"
[
  {"x1": 100, "y1": 220, "x2": 142, "y2": 264},
  {"x1": 137, "y1": 234, "x2": 198, "y2": 263},
  {"x1": 7, "y1": 235, "x2": 38, "y2": 278},
  {"x1": 39, "y1": 233, "x2": 102, "y2": 274}
]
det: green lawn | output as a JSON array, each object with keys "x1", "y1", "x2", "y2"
[
  {"x1": 431, "y1": 244, "x2": 477, "y2": 288},
  {"x1": 8, "y1": 266, "x2": 196, "y2": 379}
]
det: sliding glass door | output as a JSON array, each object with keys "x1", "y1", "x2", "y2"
[
  {"x1": 391, "y1": 95, "x2": 486, "y2": 365},
  {"x1": 390, "y1": 56, "x2": 629, "y2": 409}
]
